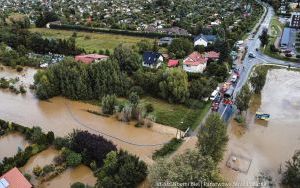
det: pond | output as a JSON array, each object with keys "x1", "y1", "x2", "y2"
[
  {"x1": 0, "y1": 132, "x2": 29, "y2": 162},
  {"x1": 221, "y1": 68, "x2": 300, "y2": 186},
  {"x1": 0, "y1": 66, "x2": 176, "y2": 162},
  {"x1": 40, "y1": 165, "x2": 96, "y2": 188}
]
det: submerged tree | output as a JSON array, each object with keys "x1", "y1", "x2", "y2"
[{"x1": 282, "y1": 150, "x2": 300, "y2": 187}]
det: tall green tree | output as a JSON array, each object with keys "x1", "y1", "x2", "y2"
[
  {"x1": 282, "y1": 150, "x2": 300, "y2": 187},
  {"x1": 197, "y1": 114, "x2": 228, "y2": 163},
  {"x1": 235, "y1": 84, "x2": 252, "y2": 112},
  {"x1": 250, "y1": 67, "x2": 268, "y2": 94},
  {"x1": 159, "y1": 68, "x2": 189, "y2": 103},
  {"x1": 168, "y1": 38, "x2": 193, "y2": 58},
  {"x1": 149, "y1": 150, "x2": 222, "y2": 187}
]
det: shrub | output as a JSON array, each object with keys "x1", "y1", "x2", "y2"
[
  {"x1": 152, "y1": 138, "x2": 183, "y2": 159},
  {"x1": 66, "y1": 151, "x2": 82, "y2": 167},
  {"x1": 53, "y1": 137, "x2": 69, "y2": 149},
  {"x1": 33, "y1": 165, "x2": 43, "y2": 177},
  {"x1": 42, "y1": 164, "x2": 55, "y2": 174},
  {"x1": 129, "y1": 86, "x2": 144, "y2": 96},
  {"x1": 145, "y1": 103, "x2": 154, "y2": 113},
  {"x1": 16, "y1": 65, "x2": 23, "y2": 72},
  {"x1": 24, "y1": 173, "x2": 31, "y2": 181},
  {"x1": 19, "y1": 85, "x2": 26, "y2": 94},
  {"x1": 101, "y1": 95, "x2": 117, "y2": 115},
  {"x1": 71, "y1": 182, "x2": 85, "y2": 188}
]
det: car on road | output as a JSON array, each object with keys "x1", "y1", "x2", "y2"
[
  {"x1": 248, "y1": 52, "x2": 256, "y2": 58},
  {"x1": 231, "y1": 74, "x2": 238, "y2": 83}
]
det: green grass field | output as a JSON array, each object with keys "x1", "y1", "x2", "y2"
[
  {"x1": 85, "y1": 96, "x2": 211, "y2": 131},
  {"x1": 141, "y1": 97, "x2": 210, "y2": 131},
  {"x1": 29, "y1": 28, "x2": 155, "y2": 53}
]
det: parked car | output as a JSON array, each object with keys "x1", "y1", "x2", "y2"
[
  {"x1": 231, "y1": 74, "x2": 238, "y2": 83},
  {"x1": 248, "y1": 52, "x2": 256, "y2": 58}
]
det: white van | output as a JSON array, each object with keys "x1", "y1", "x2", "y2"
[
  {"x1": 231, "y1": 74, "x2": 238, "y2": 83},
  {"x1": 210, "y1": 90, "x2": 219, "y2": 101}
]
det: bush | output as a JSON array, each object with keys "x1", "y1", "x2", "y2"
[
  {"x1": 66, "y1": 151, "x2": 82, "y2": 167},
  {"x1": 16, "y1": 65, "x2": 23, "y2": 72},
  {"x1": 101, "y1": 95, "x2": 117, "y2": 115},
  {"x1": 42, "y1": 164, "x2": 55, "y2": 174},
  {"x1": 24, "y1": 173, "x2": 31, "y2": 181},
  {"x1": 145, "y1": 103, "x2": 154, "y2": 113},
  {"x1": 129, "y1": 86, "x2": 144, "y2": 96},
  {"x1": 19, "y1": 85, "x2": 26, "y2": 94},
  {"x1": 71, "y1": 182, "x2": 86, "y2": 188},
  {"x1": 234, "y1": 115, "x2": 246, "y2": 124},
  {"x1": 33, "y1": 165, "x2": 43, "y2": 177},
  {"x1": 152, "y1": 138, "x2": 183, "y2": 159},
  {"x1": 53, "y1": 137, "x2": 69, "y2": 149}
]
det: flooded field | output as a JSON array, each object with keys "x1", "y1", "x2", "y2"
[
  {"x1": 40, "y1": 165, "x2": 96, "y2": 188},
  {"x1": 0, "y1": 132, "x2": 29, "y2": 161},
  {"x1": 0, "y1": 66, "x2": 176, "y2": 162},
  {"x1": 222, "y1": 69, "x2": 300, "y2": 186}
]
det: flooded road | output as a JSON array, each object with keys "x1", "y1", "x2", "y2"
[
  {"x1": 0, "y1": 132, "x2": 29, "y2": 161},
  {"x1": 221, "y1": 69, "x2": 300, "y2": 186},
  {"x1": 40, "y1": 165, "x2": 96, "y2": 188},
  {"x1": 0, "y1": 66, "x2": 176, "y2": 162}
]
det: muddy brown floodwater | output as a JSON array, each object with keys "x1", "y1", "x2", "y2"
[
  {"x1": 40, "y1": 165, "x2": 97, "y2": 188},
  {"x1": 221, "y1": 69, "x2": 300, "y2": 187},
  {"x1": 0, "y1": 132, "x2": 29, "y2": 161},
  {"x1": 0, "y1": 66, "x2": 177, "y2": 164}
]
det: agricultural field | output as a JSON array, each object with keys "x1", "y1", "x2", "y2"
[{"x1": 29, "y1": 28, "x2": 155, "y2": 53}]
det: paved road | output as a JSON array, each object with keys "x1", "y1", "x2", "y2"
[
  {"x1": 192, "y1": 3, "x2": 300, "y2": 135},
  {"x1": 219, "y1": 4, "x2": 300, "y2": 122}
]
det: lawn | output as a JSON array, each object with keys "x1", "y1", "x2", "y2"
[
  {"x1": 29, "y1": 28, "x2": 155, "y2": 53},
  {"x1": 141, "y1": 97, "x2": 211, "y2": 131}
]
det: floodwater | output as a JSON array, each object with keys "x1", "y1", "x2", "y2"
[
  {"x1": 0, "y1": 132, "x2": 29, "y2": 162},
  {"x1": 20, "y1": 148, "x2": 59, "y2": 186},
  {"x1": 0, "y1": 66, "x2": 177, "y2": 163},
  {"x1": 221, "y1": 69, "x2": 300, "y2": 187},
  {"x1": 40, "y1": 165, "x2": 97, "y2": 188}
]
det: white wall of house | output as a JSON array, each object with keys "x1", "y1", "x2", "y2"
[
  {"x1": 194, "y1": 38, "x2": 208, "y2": 47},
  {"x1": 183, "y1": 63, "x2": 207, "y2": 73},
  {"x1": 142, "y1": 56, "x2": 163, "y2": 69}
]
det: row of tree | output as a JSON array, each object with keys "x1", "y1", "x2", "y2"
[{"x1": 149, "y1": 113, "x2": 228, "y2": 186}]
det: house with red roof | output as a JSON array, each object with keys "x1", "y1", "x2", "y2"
[
  {"x1": 183, "y1": 52, "x2": 208, "y2": 73},
  {"x1": 75, "y1": 54, "x2": 109, "y2": 64},
  {"x1": 205, "y1": 51, "x2": 220, "y2": 61},
  {"x1": 168, "y1": 59, "x2": 179, "y2": 67},
  {"x1": 0, "y1": 167, "x2": 32, "y2": 188}
]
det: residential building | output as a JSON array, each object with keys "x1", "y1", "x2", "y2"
[
  {"x1": 158, "y1": 37, "x2": 173, "y2": 46},
  {"x1": 75, "y1": 54, "x2": 109, "y2": 64},
  {"x1": 280, "y1": 27, "x2": 291, "y2": 49},
  {"x1": 0, "y1": 167, "x2": 32, "y2": 188},
  {"x1": 168, "y1": 59, "x2": 179, "y2": 67},
  {"x1": 194, "y1": 34, "x2": 217, "y2": 47},
  {"x1": 183, "y1": 52, "x2": 208, "y2": 73},
  {"x1": 142, "y1": 51, "x2": 164, "y2": 69},
  {"x1": 205, "y1": 51, "x2": 220, "y2": 61}
]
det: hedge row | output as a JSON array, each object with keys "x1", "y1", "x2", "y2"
[
  {"x1": 0, "y1": 119, "x2": 53, "y2": 174},
  {"x1": 49, "y1": 23, "x2": 193, "y2": 39}
]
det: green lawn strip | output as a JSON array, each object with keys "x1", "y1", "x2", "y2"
[
  {"x1": 141, "y1": 97, "x2": 210, "y2": 131},
  {"x1": 29, "y1": 28, "x2": 154, "y2": 52},
  {"x1": 152, "y1": 138, "x2": 183, "y2": 159}
]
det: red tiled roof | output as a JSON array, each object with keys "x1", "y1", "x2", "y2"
[
  {"x1": 183, "y1": 52, "x2": 208, "y2": 66},
  {"x1": 75, "y1": 54, "x2": 109, "y2": 64},
  {"x1": 168, "y1": 59, "x2": 179, "y2": 67},
  {"x1": 0, "y1": 167, "x2": 32, "y2": 188},
  {"x1": 205, "y1": 51, "x2": 220, "y2": 59}
]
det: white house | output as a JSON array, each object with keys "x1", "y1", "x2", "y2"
[
  {"x1": 193, "y1": 34, "x2": 217, "y2": 47},
  {"x1": 183, "y1": 52, "x2": 208, "y2": 73}
]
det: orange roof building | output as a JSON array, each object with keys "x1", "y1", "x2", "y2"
[
  {"x1": 183, "y1": 52, "x2": 208, "y2": 73},
  {"x1": 0, "y1": 167, "x2": 32, "y2": 188}
]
